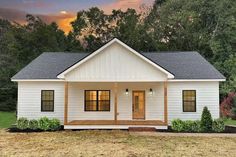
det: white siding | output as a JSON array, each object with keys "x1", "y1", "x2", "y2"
[
  {"x1": 117, "y1": 83, "x2": 164, "y2": 121},
  {"x1": 17, "y1": 81, "x2": 220, "y2": 125},
  {"x1": 65, "y1": 42, "x2": 167, "y2": 82},
  {"x1": 17, "y1": 82, "x2": 65, "y2": 122},
  {"x1": 67, "y1": 82, "x2": 164, "y2": 121},
  {"x1": 68, "y1": 83, "x2": 115, "y2": 121},
  {"x1": 168, "y1": 81, "x2": 220, "y2": 123}
]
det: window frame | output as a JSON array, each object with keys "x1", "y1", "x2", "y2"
[
  {"x1": 84, "y1": 90, "x2": 111, "y2": 112},
  {"x1": 182, "y1": 90, "x2": 196, "y2": 112},
  {"x1": 41, "y1": 90, "x2": 54, "y2": 112}
]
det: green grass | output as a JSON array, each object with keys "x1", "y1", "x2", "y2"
[
  {"x1": 0, "y1": 112, "x2": 16, "y2": 128},
  {"x1": 224, "y1": 118, "x2": 236, "y2": 126}
]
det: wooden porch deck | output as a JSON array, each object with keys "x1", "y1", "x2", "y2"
[{"x1": 66, "y1": 120, "x2": 167, "y2": 126}]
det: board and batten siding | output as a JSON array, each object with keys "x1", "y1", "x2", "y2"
[
  {"x1": 64, "y1": 42, "x2": 168, "y2": 82},
  {"x1": 17, "y1": 82, "x2": 65, "y2": 122},
  {"x1": 168, "y1": 81, "x2": 220, "y2": 123}
]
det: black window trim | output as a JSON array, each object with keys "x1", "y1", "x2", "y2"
[
  {"x1": 182, "y1": 90, "x2": 196, "y2": 112},
  {"x1": 84, "y1": 90, "x2": 111, "y2": 112},
  {"x1": 41, "y1": 90, "x2": 54, "y2": 112}
]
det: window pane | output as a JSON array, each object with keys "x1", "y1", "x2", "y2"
[
  {"x1": 184, "y1": 102, "x2": 195, "y2": 112},
  {"x1": 85, "y1": 101, "x2": 97, "y2": 111},
  {"x1": 42, "y1": 101, "x2": 53, "y2": 111},
  {"x1": 86, "y1": 91, "x2": 97, "y2": 100},
  {"x1": 98, "y1": 91, "x2": 109, "y2": 101},
  {"x1": 183, "y1": 91, "x2": 196, "y2": 101},
  {"x1": 98, "y1": 101, "x2": 110, "y2": 111},
  {"x1": 42, "y1": 91, "x2": 54, "y2": 101}
]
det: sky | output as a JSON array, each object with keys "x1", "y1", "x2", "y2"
[{"x1": 0, "y1": 0, "x2": 155, "y2": 33}]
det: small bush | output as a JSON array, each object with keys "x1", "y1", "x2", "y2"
[
  {"x1": 201, "y1": 106, "x2": 213, "y2": 132},
  {"x1": 171, "y1": 119, "x2": 185, "y2": 132},
  {"x1": 29, "y1": 119, "x2": 38, "y2": 130},
  {"x1": 16, "y1": 117, "x2": 29, "y2": 130},
  {"x1": 172, "y1": 119, "x2": 202, "y2": 132},
  {"x1": 38, "y1": 117, "x2": 51, "y2": 131},
  {"x1": 191, "y1": 120, "x2": 202, "y2": 132},
  {"x1": 184, "y1": 120, "x2": 196, "y2": 132},
  {"x1": 212, "y1": 119, "x2": 225, "y2": 132},
  {"x1": 49, "y1": 118, "x2": 61, "y2": 131},
  {"x1": 220, "y1": 92, "x2": 236, "y2": 118}
]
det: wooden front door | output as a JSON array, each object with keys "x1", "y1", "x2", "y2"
[{"x1": 132, "y1": 91, "x2": 145, "y2": 119}]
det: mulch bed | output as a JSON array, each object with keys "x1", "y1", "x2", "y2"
[
  {"x1": 7, "y1": 125, "x2": 236, "y2": 133},
  {"x1": 7, "y1": 125, "x2": 64, "y2": 133}
]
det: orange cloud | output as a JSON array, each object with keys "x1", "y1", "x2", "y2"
[
  {"x1": 0, "y1": 0, "x2": 154, "y2": 34},
  {"x1": 38, "y1": 13, "x2": 76, "y2": 34},
  {"x1": 57, "y1": 15, "x2": 76, "y2": 34},
  {"x1": 0, "y1": 7, "x2": 76, "y2": 34}
]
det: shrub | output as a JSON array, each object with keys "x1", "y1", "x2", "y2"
[
  {"x1": 171, "y1": 119, "x2": 185, "y2": 132},
  {"x1": 201, "y1": 106, "x2": 213, "y2": 132},
  {"x1": 184, "y1": 120, "x2": 201, "y2": 132},
  {"x1": 49, "y1": 118, "x2": 61, "y2": 131},
  {"x1": 192, "y1": 120, "x2": 202, "y2": 132},
  {"x1": 38, "y1": 117, "x2": 51, "y2": 131},
  {"x1": 231, "y1": 96, "x2": 236, "y2": 119},
  {"x1": 172, "y1": 119, "x2": 202, "y2": 132},
  {"x1": 183, "y1": 120, "x2": 194, "y2": 132},
  {"x1": 16, "y1": 117, "x2": 29, "y2": 130},
  {"x1": 212, "y1": 119, "x2": 225, "y2": 132},
  {"x1": 29, "y1": 119, "x2": 38, "y2": 130},
  {"x1": 220, "y1": 92, "x2": 236, "y2": 118}
]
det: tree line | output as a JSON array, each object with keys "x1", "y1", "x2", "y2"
[{"x1": 0, "y1": 0, "x2": 235, "y2": 111}]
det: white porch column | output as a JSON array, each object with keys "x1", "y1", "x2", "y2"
[
  {"x1": 64, "y1": 82, "x2": 68, "y2": 125},
  {"x1": 114, "y1": 83, "x2": 118, "y2": 123},
  {"x1": 164, "y1": 81, "x2": 168, "y2": 124}
]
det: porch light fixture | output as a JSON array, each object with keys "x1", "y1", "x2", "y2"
[
  {"x1": 149, "y1": 88, "x2": 153, "y2": 95},
  {"x1": 125, "y1": 89, "x2": 129, "y2": 95}
]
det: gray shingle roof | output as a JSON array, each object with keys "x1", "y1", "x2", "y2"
[
  {"x1": 12, "y1": 51, "x2": 225, "y2": 80},
  {"x1": 141, "y1": 51, "x2": 225, "y2": 79}
]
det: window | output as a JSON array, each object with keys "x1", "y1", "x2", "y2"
[
  {"x1": 85, "y1": 90, "x2": 110, "y2": 111},
  {"x1": 41, "y1": 90, "x2": 54, "y2": 112},
  {"x1": 183, "y1": 90, "x2": 196, "y2": 112}
]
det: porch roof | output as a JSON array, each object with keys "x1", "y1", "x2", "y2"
[{"x1": 12, "y1": 51, "x2": 225, "y2": 80}]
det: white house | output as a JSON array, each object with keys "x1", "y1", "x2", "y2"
[{"x1": 11, "y1": 38, "x2": 225, "y2": 130}]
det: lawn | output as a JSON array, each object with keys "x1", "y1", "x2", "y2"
[
  {"x1": 0, "y1": 130, "x2": 236, "y2": 157},
  {"x1": 0, "y1": 112, "x2": 16, "y2": 128},
  {"x1": 224, "y1": 118, "x2": 236, "y2": 126}
]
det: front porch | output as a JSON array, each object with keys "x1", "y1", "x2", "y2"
[{"x1": 63, "y1": 82, "x2": 168, "y2": 129}]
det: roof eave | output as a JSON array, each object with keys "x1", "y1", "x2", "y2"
[{"x1": 168, "y1": 78, "x2": 226, "y2": 82}]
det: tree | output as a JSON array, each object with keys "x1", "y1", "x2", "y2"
[
  {"x1": 0, "y1": 19, "x2": 19, "y2": 111},
  {"x1": 201, "y1": 106, "x2": 213, "y2": 132},
  {"x1": 70, "y1": 7, "x2": 157, "y2": 52},
  {"x1": 146, "y1": 0, "x2": 236, "y2": 96},
  {"x1": 0, "y1": 15, "x2": 71, "y2": 111}
]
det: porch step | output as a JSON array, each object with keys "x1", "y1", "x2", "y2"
[{"x1": 128, "y1": 127, "x2": 156, "y2": 132}]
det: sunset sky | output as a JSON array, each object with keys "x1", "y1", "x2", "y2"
[{"x1": 0, "y1": 0, "x2": 155, "y2": 33}]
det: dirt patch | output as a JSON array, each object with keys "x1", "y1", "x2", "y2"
[{"x1": 1, "y1": 129, "x2": 236, "y2": 157}]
